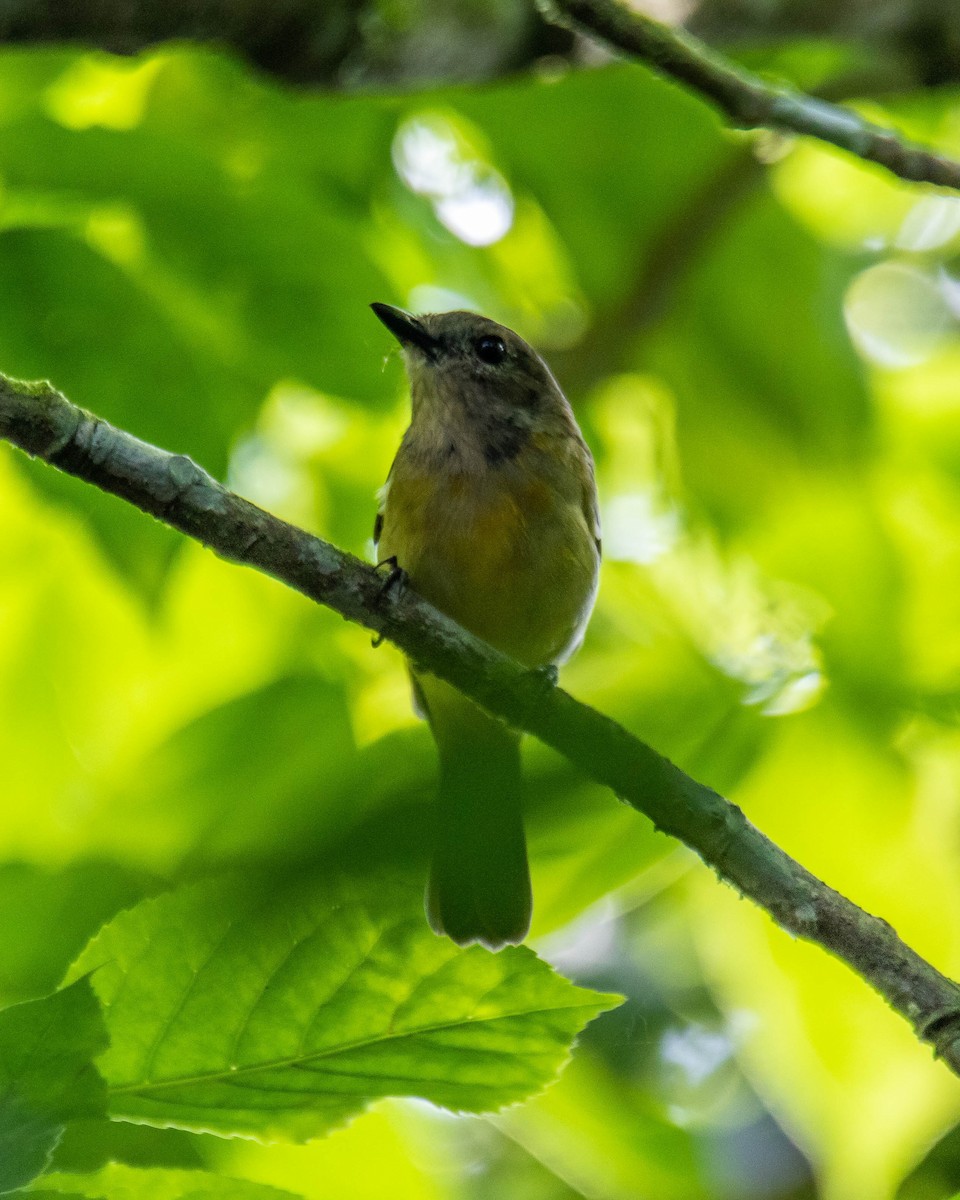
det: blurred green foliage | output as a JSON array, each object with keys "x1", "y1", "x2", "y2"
[
  {"x1": 0, "y1": 979, "x2": 107, "y2": 1192},
  {"x1": 32, "y1": 1163, "x2": 303, "y2": 1198},
  {"x1": 2, "y1": 29, "x2": 960, "y2": 1200}
]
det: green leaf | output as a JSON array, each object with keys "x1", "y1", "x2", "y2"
[
  {"x1": 32, "y1": 1162, "x2": 302, "y2": 1198},
  {"x1": 0, "y1": 978, "x2": 108, "y2": 1193},
  {"x1": 68, "y1": 873, "x2": 621, "y2": 1141}
]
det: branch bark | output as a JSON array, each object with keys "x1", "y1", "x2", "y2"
[
  {"x1": 4, "y1": 374, "x2": 960, "y2": 1074},
  {"x1": 541, "y1": 0, "x2": 960, "y2": 192}
]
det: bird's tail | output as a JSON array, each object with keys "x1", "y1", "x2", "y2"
[{"x1": 418, "y1": 677, "x2": 531, "y2": 950}]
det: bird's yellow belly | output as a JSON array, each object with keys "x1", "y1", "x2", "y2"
[{"x1": 379, "y1": 470, "x2": 596, "y2": 667}]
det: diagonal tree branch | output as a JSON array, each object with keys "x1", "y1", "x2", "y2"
[
  {"x1": 4, "y1": 374, "x2": 960, "y2": 1074},
  {"x1": 540, "y1": 0, "x2": 960, "y2": 192}
]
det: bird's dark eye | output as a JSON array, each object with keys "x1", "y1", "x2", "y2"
[{"x1": 475, "y1": 335, "x2": 507, "y2": 365}]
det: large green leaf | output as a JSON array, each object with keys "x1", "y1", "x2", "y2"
[
  {"x1": 0, "y1": 979, "x2": 107, "y2": 1194},
  {"x1": 68, "y1": 872, "x2": 621, "y2": 1141}
]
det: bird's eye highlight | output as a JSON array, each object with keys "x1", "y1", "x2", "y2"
[{"x1": 475, "y1": 335, "x2": 507, "y2": 365}]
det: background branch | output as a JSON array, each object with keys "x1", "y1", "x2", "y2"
[
  {"x1": 541, "y1": 0, "x2": 960, "y2": 191},
  {"x1": 4, "y1": 374, "x2": 960, "y2": 1077},
  {"x1": 0, "y1": 0, "x2": 573, "y2": 89},
  {"x1": 2, "y1": 0, "x2": 956, "y2": 190}
]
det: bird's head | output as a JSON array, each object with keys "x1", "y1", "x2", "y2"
[{"x1": 371, "y1": 304, "x2": 572, "y2": 450}]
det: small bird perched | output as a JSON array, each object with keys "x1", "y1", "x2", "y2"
[{"x1": 371, "y1": 303, "x2": 600, "y2": 949}]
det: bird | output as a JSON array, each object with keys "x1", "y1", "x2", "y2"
[{"x1": 371, "y1": 303, "x2": 600, "y2": 950}]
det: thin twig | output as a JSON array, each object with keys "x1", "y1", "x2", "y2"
[
  {"x1": 3, "y1": 375, "x2": 960, "y2": 1074},
  {"x1": 540, "y1": 0, "x2": 960, "y2": 192}
]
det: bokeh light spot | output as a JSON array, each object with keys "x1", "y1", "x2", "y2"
[
  {"x1": 844, "y1": 261, "x2": 955, "y2": 369},
  {"x1": 393, "y1": 112, "x2": 514, "y2": 247},
  {"x1": 45, "y1": 54, "x2": 163, "y2": 130}
]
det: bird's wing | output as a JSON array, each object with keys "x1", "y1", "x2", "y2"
[
  {"x1": 373, "y1": 473, "x2": 391, "y2": 549},
  {"x1": 581, "y1": 448, "x2": 601, "y2": 559}
]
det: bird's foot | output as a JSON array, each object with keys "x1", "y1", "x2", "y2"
[
  {"x1": 376, "y1": 555, "x2": 408, "y2": 597},
  {"x1": 533, "y1": 663, "x2": 559, "y2": 690},
  {"x1": 372, "y1": 556, "x2": 408, "y2": 647}
]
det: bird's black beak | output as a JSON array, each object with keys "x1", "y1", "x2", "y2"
[{"x1": 370, "y1": 303, "x2": 440, "y2": 359}]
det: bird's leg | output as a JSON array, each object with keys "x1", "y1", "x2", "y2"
[
  {"x1": 376, "y1": 554, "x2": 408, "y2": 595},
  {"x1": 372, "y1": 555, "x2": 408, "y2": 647},
  {"x1": 518, "y1": 663, "x2": 559, "y2": 710},
  {"x1": 534, "y1": 663, "x2": 559, "y2": 689}
]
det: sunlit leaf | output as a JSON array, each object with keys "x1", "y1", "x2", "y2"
[{"x1": 68, "y1": 872, "x2": 621, "y2": 1140}]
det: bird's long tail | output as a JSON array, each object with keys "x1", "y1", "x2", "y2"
[{"x1": 418, "y1": 677, "x2": 531, "y2": 950}]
